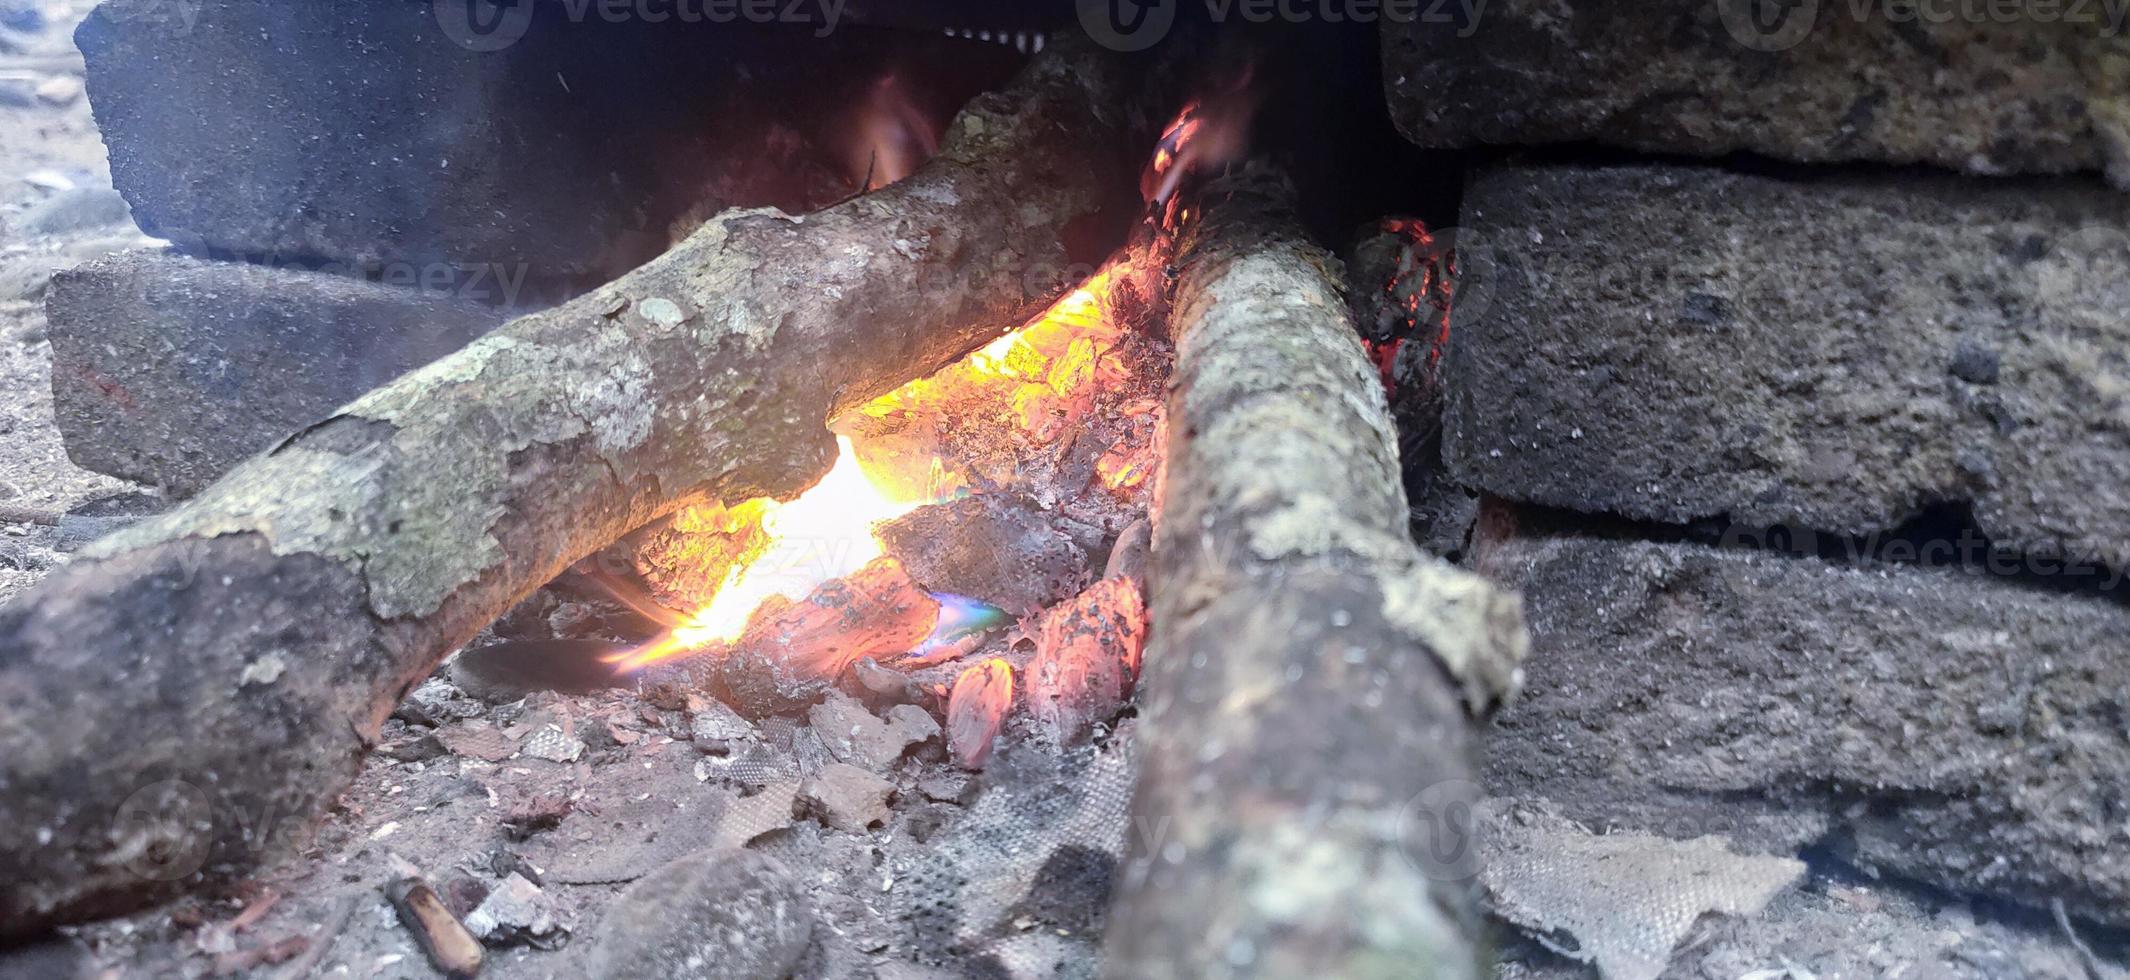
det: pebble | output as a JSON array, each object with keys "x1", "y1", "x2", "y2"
[
  {"x1": 17, "y1": 187, "x2": 131, "y2": 236},
  {"x1": 799, "y1": 762, "x2": 894, "y2": 833},
  {"x1": 463, "y1": 873, "x2": 565, "y2": 949},
  {"x1": 33, "y1": 75, "x2": 80, "y2": 107}
]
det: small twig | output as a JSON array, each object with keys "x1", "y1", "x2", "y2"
[
  {"x1": 2053, "y1": 898, "x2": 2109, "y2": 980},
  {"x1": 822, "y1": 149, "x2": 883, "y2": 211},
  {"x1": 386, "y1": 876, "x2": 484, "y2": 978},
  {"x1": 273, "y1": 892, "x2": 358, "y2": 980},
  {"x1": 0, "y1": 504, "x2": 61, "y2": 527}
]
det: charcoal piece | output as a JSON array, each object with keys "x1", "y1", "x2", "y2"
[
  {"x1": 1023, "y1": 577, "x2": 1145, "y2": 745},
  {"x1": 945, "y1": 658, "x2": 1015, "y2": 771},
  {"x1": 385, "y1": 876, "x2": 484, "y2": 977},
  {"x1": 586, "y1": 850, "x2": 810, "y2": 980},
  {"x1": 876, "y1": 493, "x2": 1092, "y2": 616}
]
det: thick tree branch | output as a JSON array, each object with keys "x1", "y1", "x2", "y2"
[{"x1": 1103, "y1": 167, "x2": 1528, "y2": 980}]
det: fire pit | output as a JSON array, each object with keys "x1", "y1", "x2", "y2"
[{"x1": 4, "y1": 1, "x2": 2130, "y2": 978}]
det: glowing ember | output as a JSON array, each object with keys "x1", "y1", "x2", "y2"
[
  {"x1": 1365, "y1": 218, "x2": 1458, "y2": 395},
  {"x1": 946, "y1": 658, "x2": 1015, "y2": 769},
  {"x1": 1025, "y1": 576, "x2": 1148, "y2": 743},
  {"x1": 1141, "y1": 72, "x2": 1259, "y2": 226},
  {"x1": 735, "y1": 557, "x2": 941, "y2": 679}
]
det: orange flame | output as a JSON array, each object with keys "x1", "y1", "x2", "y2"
[
  {"x1": 614, "y1": 261, "x2": 1146, "y2": 675},
  {"x1": 608, "y1": 437, "x2": 918, "y2": 671},
  {"x1": 839, "y1": 72, "x2": 941, "y2": 192},
  {"x1": 1141, "y1": 69, "x2": 1260, "y2": 226}
]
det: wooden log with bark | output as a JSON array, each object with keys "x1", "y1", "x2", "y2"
[
  {"x1": 1102, "y1": 167, "x2": 1530, "y2": 979},
  {"x1": 0, "y1": 38, "x2": 1160, "y2": 937}
]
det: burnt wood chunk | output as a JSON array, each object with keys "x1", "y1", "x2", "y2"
[
  {"x1": 385, "y1": 876, "x2": 484, "y2": 979},
  {"x1": 876, "y1": 492, "x2": 1093, "y2": 615},
  {"x1": 1102, "y1": 167, "x2": 1528, "y2": 980},
  {"x1": 1024, "y1": 576, "x2": 1145, "y2": 744},
  {"x1": 0, "y1": 36, "x2": 1157, "y2": 938}
]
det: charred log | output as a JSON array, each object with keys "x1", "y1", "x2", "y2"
[
  {"x1": 0, "y1": 37, "x2": 1159, "y2": 937},
  {"x1": 1102, "y1": 167, "x2": 1530, "y2": 980}
]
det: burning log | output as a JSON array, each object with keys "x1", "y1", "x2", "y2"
[
  {"x1": 1102, "y1": 167, "x2": 1530, "y2": 980},
  {"x1": 0, "y1": 37, "x2": 1161, "y2": 937}
]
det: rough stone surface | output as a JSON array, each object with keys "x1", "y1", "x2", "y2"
[
  {"x1": 76, "y1": 0, "x2": 641, "y2": 276},
  {"x1": 1383, "y1": 0, "x2": 2130, "y2": 184},
  {"x1": 1479, "y1": 533, "x2": 2130, "y2": 927},
  {"x1": 45, "y1": 249, "x2": 503, "y2": 497},
  {"x1": 807, "y1": 693, "x2": 939, "y2": 770},
  {"x1": 75, "y1": 1, "x2": 1025, "y2": 283},
  {"x1": 799, "y1": 762, "x2": 895, "y2": 834},
  {"x1": 583, "y1": 849, "x2": 812, "y2": 979},
  {"x1": 1443, "y1": 162, "x2": 2130, "y2": 570}
]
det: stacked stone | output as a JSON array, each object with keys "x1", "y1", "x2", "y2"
[
  {"x1": 1384, "y1": 0, "x2": 2130, "y2": 931},
  {"x1": 46, "y1": 0, "x2": 1021, "y2": 497}
]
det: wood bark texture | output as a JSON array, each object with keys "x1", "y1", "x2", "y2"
[
  {"x1": 1103, "y1": 167, "x2": 1530, "y2": 980},
  {"x1": 0, "y1": 37, "x2": 1153, "y2": 936}
]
